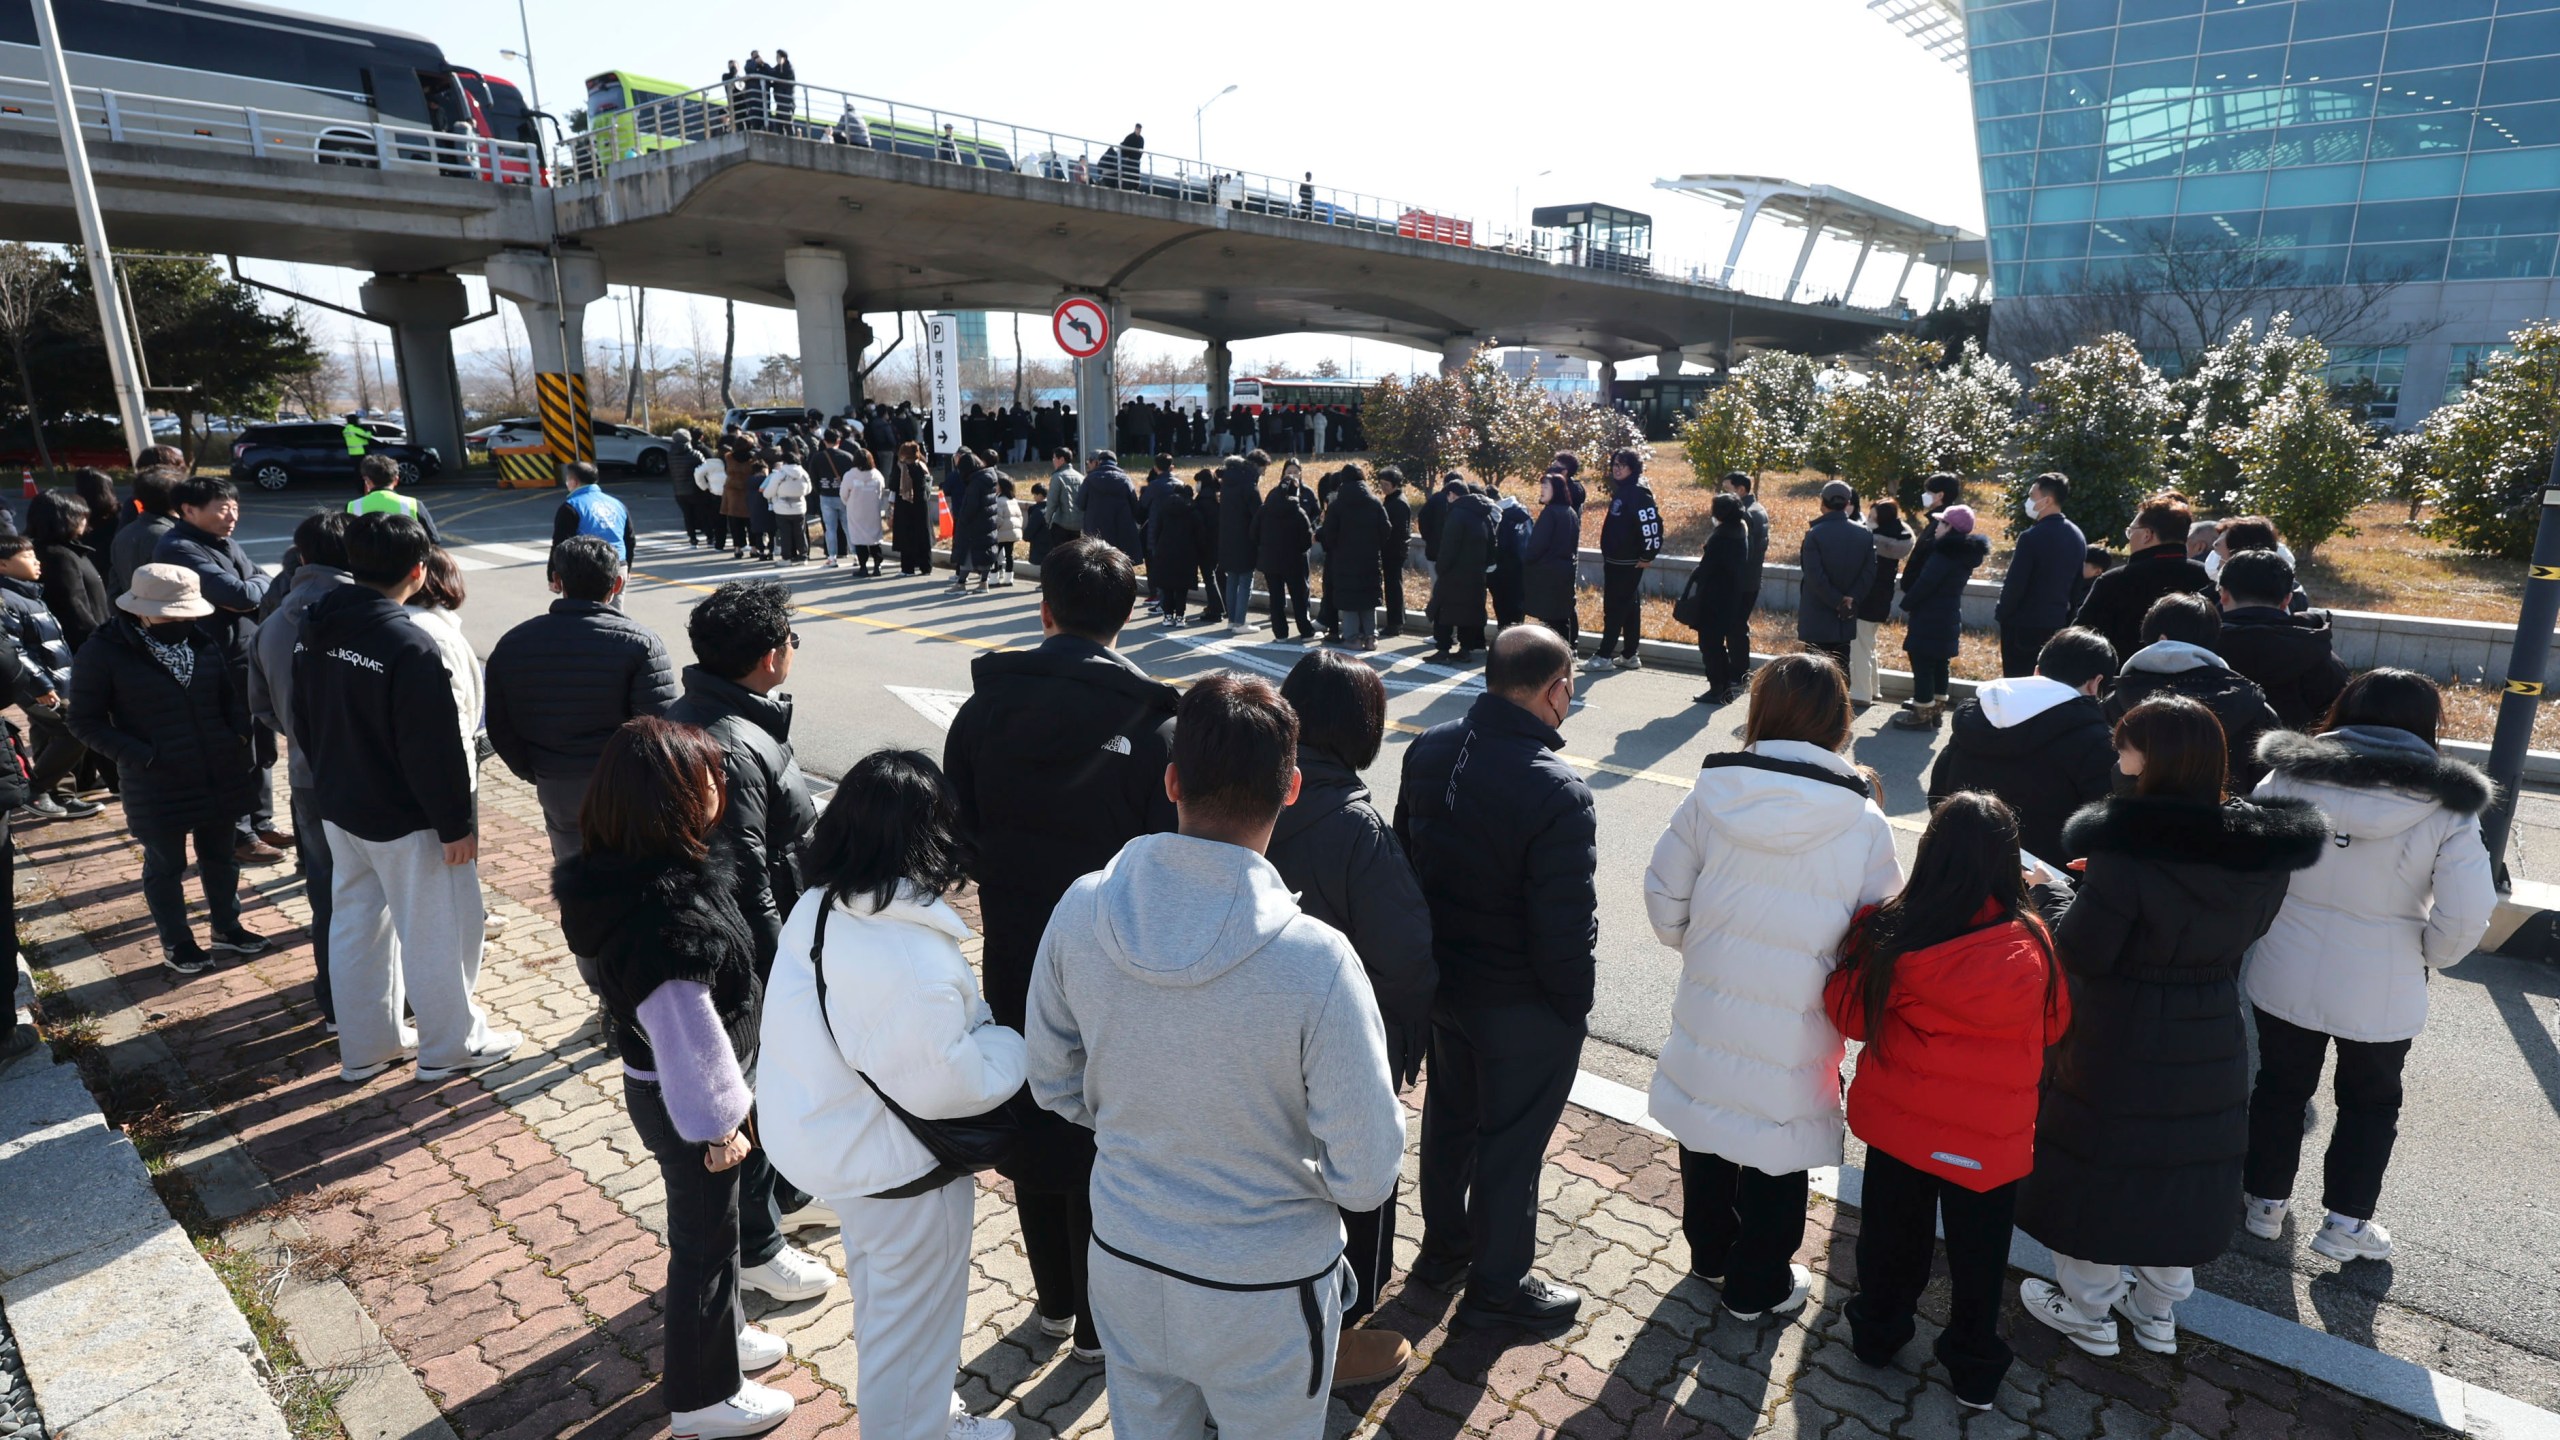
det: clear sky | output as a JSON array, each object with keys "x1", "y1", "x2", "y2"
[{"x1": 241, "y1": 0, "x2": 1984, "y2": 382}]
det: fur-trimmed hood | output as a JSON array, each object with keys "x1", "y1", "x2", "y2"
[
  {"x1": 2257, "y1": 727, "x2": 2494, "y2": 817},
  {"x1": 2061, "y1": 793, "x2": 2327, "y2": 873},
  {"x1": 552, "y1": 840, "x2": 761, "y2": 1041}
]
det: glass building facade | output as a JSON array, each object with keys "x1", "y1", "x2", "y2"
[{"x1": 1968, "y1": 0, "x2": 2560, "y2": 296}]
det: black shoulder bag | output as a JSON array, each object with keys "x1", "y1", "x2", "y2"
[{"x1": 808, "y1": 894, "x2": 1023, "y2": 1198}]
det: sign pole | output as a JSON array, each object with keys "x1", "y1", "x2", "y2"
[
  {"x1": 2480, "y1": 443, "x2": 2560, "y2": 889},
  {"x1": 925, "y1": 313, "x2": 962, "y2": 459},
  {"x1": 30, "y1": 0, "x2": 150, "y2": 464}
]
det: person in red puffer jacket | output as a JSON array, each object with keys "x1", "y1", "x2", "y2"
[{"x1": 1823, "y1": 791, "x2": 2071, "y2": 1413}]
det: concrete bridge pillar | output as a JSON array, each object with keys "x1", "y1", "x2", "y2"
[
  {"x1": 845, "y1": 314, "x2": 875, "y2": 414},
  {"x1": 357, "y1": 272, "x2": 470, "y2": 470},
  {"x1": 484, "y1": 249, "x2": 606, "y2": 375},
  {"x1": 785, "y1": 247, "x2": 852, "y2": 418},
  {"x1": 1440, "y1": 334, "x2": 1478, "y2": 375},
  {"x1": 1655, "y1": 350, "x2": 1686, "y2": 380},
  {"x1": 1599, "y1": 359, "x2": 1619, "y2": 396},
  {"x1": 1069, "y1": 294, "x2": 1126, "y2": 464},
  {"x1": 1205, "y1": 338, "x2": 1232, "y2": 413}
]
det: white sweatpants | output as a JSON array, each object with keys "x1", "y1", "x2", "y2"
[
  {"x1": 1849, "y1": 618, "x2": 1881, "y2": 704},
  {"x1": 2048, "y1": 1252, "x2": 2195, "y2": 1323},
  {"x1": 1088, "y1": 1242, "x2": 1348, "y2": 1440},
  {"x1": 833, "y1": 1178, "x2": 976, "y2": 1440},
  {"x1": 325, "y1": 823, "x2": 495, "y2": 1072}
]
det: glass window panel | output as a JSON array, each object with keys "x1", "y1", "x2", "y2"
[
  {"x1": 1973, "y1": 1, "x2": 2055, "y2": 44},
  {"x1": 2183, "y1": 171, "x2": 2270, "y2": 208},
  {"x1": 2098, "y1": 177, "x2": 2183, "y2": 213},
  {"x1": 2260, "y1": 204, "x2": 2365, "y2": 246},
  {"x1": 2294, "y1": 0, "x2": 2392, "y2": 39},
  {"x1": 2458, "y1": 190, "x2": 2560, "y2": 231},
  {"x1": 2022, "y1": 259, "x2": 2090, "y2": 294},
  {"x1": 2362, "y1": 153, "x2": 2466, "y2": 195},
  {"x1": 2377, "y1": 66, "x2": 2483, "y2": 112},
  {"x1": 1983, "y1": 154, "x2": 2040, "y2": 191},
  {"x1": 2203, "y1": 5, "x2": 2294, "y2": 51},
  {"x1": 2185, "y1": 125, "x2": 2278, "y2": 170},
  {"x1": 1987, "y1": 189, "x2": 2035, "y2": 227},
  {"x1": 2371, "y1": 112, "x2": 2478, "y2": 155},
  {"x1": 2272, "y1": 118, "x2": 2374, "y2": 165},
  {"x1": 2090, "y1": 218, "x2": 2144, "y2": 253},
  {"x1": 2449, "y1": 234, "x2": 2559, "y2": 276},
  {"x1": 2084, "y1": 253, "x2": 2139, "y2": 286},
  {"x1": 1978, "y1": 77, "x2": 2047, "y2": 117},
  {"x1": 2411, "y1": 0, "x2": 2496, "y2": 19},
  {"x1": 2356, "y1": 196, "x2": 2460, "y2": 239},
  {"x1": 2445, "y1": 342, "x2": 2516, "y2": 399},
  {"x1": 2492, "y1": 9, "x2": 2560, "y2": 57},
  {"x1": 2386, "y1": 21, "x2": 2492, "y2": 69},
  {"x1": 2114, "y1": 55, "x2": 2202, "y2": 94},
  {"x1": 2121, "y1": 0, "x2": 2201, "y2": 18},
  {"x1": 2173, "y1": 211, "x2": 2264, "y2": 244},
  {"x1": 2040, "y1": 145, "x2": 2105, "y2": 184},
  {"x1": 1994, "y1": 261, "x2": 2024, "y2": 292},
  {"x1": 2044, "y1": 105, "x2": 2106, "y2": 146},
  {"x1": 1993, "y1": 227, "x2": 2029, "y2": 263},
  {"x1": 2029, "y1": 222, "x2": 2095, "y2": 257},
  {"x1": 2269, "y1": 164, "x2": 2365, "y2": 206},
  {"x1": 2482, "y1": 56, "x2": 2560, "y2": 104},
  {"x1": 2054, "y1": 0, "x2": 2121, "y2": 30},
  {"x1": 2349, "y1": 240, "x2": 2449, "y2": 279},
  {"x1": 2034, "y1": 184, "x2": 2101, "y2": 220},
  {"x1": 1980, "y1": 116, "x2": 2044, "y2": 153},
  {"x1": 2464, "y1": 143, "x2": 2560, "y2": 188},
  {"x1": 2198, "y1": 47, "x2": 2290, "y2": 93},
  {"x1": 2052, "y1": 26, "x2": 2121, "y2": 67},
  {"x1": 2288, "y1": 33, "x2": 2386, "y2": 79},
  {"x1": 2504, "y1": 0, "x2": 2560, "y2": 13},
  {"x1": 2118, "y1": 16, "x2": 2205, "y2": 60},
  {"x1": 2048, "y1": 68, "x2": 2111, "y2": 110},
  {"x1": 1976, "y1": 39, "x2": 2053, "y2": 81},
  {"x1": 2478, "y1": 101, "x2": 2560, "y2": 146},
  {"x1": 2279, "y1": 245, "x2": 2351, "y2": 282}
]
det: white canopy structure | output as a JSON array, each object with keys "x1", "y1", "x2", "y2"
[
  {"x1": 1868, "y1": 0, "x2": 1968, "y2": 73},
  {"x1": 1652, "y1": 173, "x2": 1989, "y2": 308}
]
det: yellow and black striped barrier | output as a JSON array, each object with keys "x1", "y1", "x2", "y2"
[
  {"x1": 491, "y1": 444, "x2": 553, "y2": 489},
  {"x1": 535, "y1": 371, "x2": 594, "y2": 466}
]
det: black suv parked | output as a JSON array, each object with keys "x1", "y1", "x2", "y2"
[{"x1": 228, "y1": 423, "x2": 443, "y2": 492}]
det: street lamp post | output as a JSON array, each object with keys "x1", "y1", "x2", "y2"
[
  {"x1": 1195, "y1": 84, "x2": 1237, "y2": 160},
  {"x1": 507, "y1": 0, "x2": 542, "y2": 115},
  {"x1": 30, "y1": 0, "x2": 150, "y2": 462}
]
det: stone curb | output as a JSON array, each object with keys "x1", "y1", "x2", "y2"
[
  {"x1": 11, "y1": 853, "x2": 457, "y2": 1440},
  {"x1": 1567, "y1": 1069, "x2": 2560, "y2": 1440}
]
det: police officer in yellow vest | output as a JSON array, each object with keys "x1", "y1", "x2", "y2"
[
  {"x1": 345, "y1": 454, "x2": 440, "y2": 543},
  {"x1": 341, "y1": 416, "x2": 371, "y2": 458}
]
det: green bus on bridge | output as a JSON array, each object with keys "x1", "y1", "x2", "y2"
[{"x1": 580, "y1": 69, "x2": 722, "y2": 170}]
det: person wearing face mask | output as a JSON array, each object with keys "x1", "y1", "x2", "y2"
[
  {"x1": 1996, "y1": 473, "x2": 2087, "y2": 678},
  {"x1": 1396, "y1": 624, "x2": 1599, "y2": 1335}
]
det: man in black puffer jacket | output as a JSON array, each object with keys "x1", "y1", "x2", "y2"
[
  {"x1": 485, "y1": 536, "x2": 678, "y2": 867},
  {"x1": 1214, "y1": 454, "x2": 1263, "y2": 632},
  {"x1": 2073, "y1": 491, "x2": 2214, "y2": 664},
  {"x1": 662, "y1": 579, "x2": 815, "y2": 970},
  {"x1": 1254, "y1": 473, "x2": 1316, "y2": 641},
  {"x1": 945, "y1": 537, "x2": 1176, "y2": 1360},
  {"x1": 2104, "y1": 592, "x2": 2282, "y2": 792},
  {"x1": 1396, "y1": 625, "x2": 1598, "y2": 1335},
  {"x1": 1928, "y1": 627, "x2": 2119, "y2": 863},
  {"x1": 2215, "y1": 549, "x2": 2348, "y2": 729}
]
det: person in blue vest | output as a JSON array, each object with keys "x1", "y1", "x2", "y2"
[{"x1": 551, "y1": 462, "x2": 635, "y2": 579}]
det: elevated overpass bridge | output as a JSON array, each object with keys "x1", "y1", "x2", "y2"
[{"x1": 0, "y1": 72, "x2": 1924, "y2": 462}]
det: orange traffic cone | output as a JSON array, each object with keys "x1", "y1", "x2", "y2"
[{"x1": 18, "y1": 469, "x2": 30, "y2": 499}]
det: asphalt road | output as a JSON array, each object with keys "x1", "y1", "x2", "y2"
[{"x1": 230, "y1": 480, "x2": 2560, "y2": 1407}]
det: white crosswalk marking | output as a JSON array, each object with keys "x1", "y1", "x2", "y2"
[{"x1": 886, "y1": 686, "x2": 972, "y2": 731}]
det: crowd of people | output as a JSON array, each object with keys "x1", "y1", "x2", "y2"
[{"x1": 0, "y1": 438, "x2": 2506, "y2": 1440}]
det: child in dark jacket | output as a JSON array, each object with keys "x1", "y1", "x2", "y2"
[{"x1": 1824, "y1": 791, "x2": 2070, "y2": 1411}]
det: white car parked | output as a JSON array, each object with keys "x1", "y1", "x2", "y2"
[{"x1": 479, "y1": 420, "x2": 672, "y2": 474}]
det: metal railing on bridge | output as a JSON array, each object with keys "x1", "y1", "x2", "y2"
[
  {"x1": 0, "y1": 78, "x2": 542, "y2": 186},
  {"x1": 565, "y1": 77, "x2": 1918, "y2": 316}
]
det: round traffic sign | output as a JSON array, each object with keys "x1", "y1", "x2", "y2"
[{"x1": 1053, "y1": 297, "x2": 1111, "y2": 359}]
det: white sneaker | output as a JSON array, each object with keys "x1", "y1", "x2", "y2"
[
  {"x1": 949, "y1": 1411, "x2": 1016, "y2": 1438},
  {"x1": 1617, "y1": 654, "x2": 1643, "y2": 671},
  {"x1": 740, "y1": 1244, "x2": 834, "y2": 1302},
  {"x1": 1580, "y1": 654, "x2": 1612, "y2": 672},
  {"x1": 2109, "y1": 1294, "x2": 2178, "y2": 1354},
  {"x1": 1723, "y1": 1263, "x2": 1812, "y2": 1320},
  {"x1": 2020, "y1": 1278, "x2": 2119, "y2": 1357},
  {"x1": 1035, "y1": 1313, "x2": 1076, "y2": 1340},
  {"x1": 778, "y1": 1200, "x2": 840, "y2": 1235},
  {"x1": 2243, "y1": 1194, "x2": 2288, "y2": 1241},
  {"x1": 2311, "y1": 1216, "x2": 2394, "y2": 1263},
  {"x1": 669, "y1": 1379, "x2": 793, "y2": 1438},
  {"x1": 737, "y1": 1324, "x2": 787, "y2": 1372},
  {"x1": 414, "y1": 1030, "x2": 522, "y2": 1082},
  {"x1": 483, "y1": 912, "x2": 510, "y2": 936}
]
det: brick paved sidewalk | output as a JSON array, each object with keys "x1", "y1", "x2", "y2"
[{"x1": 12, "y1": 765, "x2": 2453, "y2": 1440}]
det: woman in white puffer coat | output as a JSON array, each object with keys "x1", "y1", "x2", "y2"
[
  {"x1": 1643, "y1": 654, "x2": 1902, "y2": 1322},
  {"x1": 759, "y1": 749, "x2": 1025, "y2": 1440},
  {"x1": 2241, "y1": 669, "x2": 2495, "y2": 1266}
]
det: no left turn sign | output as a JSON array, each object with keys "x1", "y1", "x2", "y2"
[{"x1": 1053, "y1": 297, "x2": 1111, "y2": 359}]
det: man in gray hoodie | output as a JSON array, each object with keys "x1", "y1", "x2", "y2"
[
  {"x1": 246, "y1": 510, "x2": 352, "y2": 1027},
  {"x1": 1026, "y1": 673, "x2": 1408, "y2": 1435}
]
